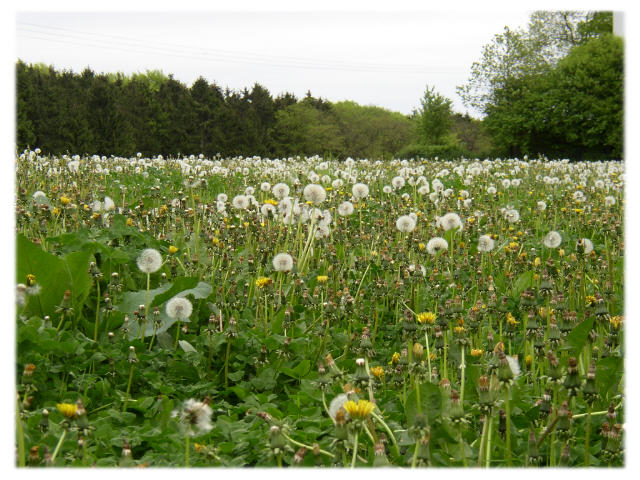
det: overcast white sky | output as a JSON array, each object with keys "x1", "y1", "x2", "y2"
[{"x1": 15, "y1": 10, "x2": 537, "y2": 116}]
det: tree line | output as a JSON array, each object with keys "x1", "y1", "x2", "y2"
[{"x1": 16, "y1": 11, "x2": 622, "y2": 160}]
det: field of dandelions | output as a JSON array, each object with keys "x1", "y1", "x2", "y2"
[{"x1": 16, "y1": 150, "x2": 624, "y2": 467}]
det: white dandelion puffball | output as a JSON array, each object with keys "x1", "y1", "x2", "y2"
[
  {"x1": 392, "y1": 176, "x2": 405, "y2": 190},
  {"x1": 137, "y1": 248, "x2": 163, "y2": 273},
  {"x1": 315, "y1": 224, "x2": 331, "y2": 239},
  {"x1": 439, "y1": 212, "x2": 463, "y2": 232},
  {"x1": 272, "y1": 183, "x2": 290, "y2": 200},
  {"x1": 260, "y1": 203, "x2": 277, "y2": 218},
  {"x1": 232, "y1": 195, "x2": 250, "y2": 210},
  {"x1": 477, "y1": 235, "x2": 495, "y2": 253},
  {"x1": 506, "y1": 355, "x2": 521, "y2": 378},
  {"x1": 504, "y1": 209, "x2": 520, "y2": 223},
  {"x1": 172, "y1": 399, "x2": 213, "y2": 436},
  {"x1": 217, "y1": 193, "x2": 228, "y2": 203},
  {"x1": 487, "y1": 186, "x2": 497, "y2": 195},
  {"x1": 303, "y1": 184, "x2": 327, "y2": 204},
  {"x1": 427, "y1": 237, "x2": 448, "y2": 255},
  {"x1": 537, "y1": 201, "x2": 547, "y2": 211},
  {"x1": 352, "y1": 183, "x2": 369, "y2": 200},
  {"x1": 396, "y1": 215, "x2": 416, "y2": 233},
  {"x1": 383, "y1": 185, "x2": 392, "y2": 194},
  {"x1": 260, "y1": 182, "x2": 271, "y2": 192},
  {"x1": 338, "y1": 201, "x2": 354, "y2": 216},
  {"x1": 543, "y1": 231, "x2": 562, "y2": 249},
  {"x1": 103, "y1": 196, "x2": 116, "y2": 211},
  {"x1": 329, "y1": 394, "x2": 349, "y2": 420},
  {"x1": 604, "y1": 196, "x2": 616, "y2": 207},
  {"x1": 579, "y1": 238, "x2": 594, "y2": 255},
  {"x1": 418, "y1": 185, "x2": 430, "y2": 195},
  {"x1": 272, "y1": 253, "x2": 294, "y2": 272},
  {"x1": 32, "y1": 190, "x2": 47, "y2": 200},
  {"x1": 166, "y1": 296, "x2": 193, "y2": 320}
]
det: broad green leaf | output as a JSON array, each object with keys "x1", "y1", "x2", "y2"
[
  {"x1": 565, "y1": 316, "x2": 595, "y2": 354},
  {"x1": 404, "y1": 382, "x2": 441, "y2": 426},
  {"x1": 511, "y1": 270, "x2": 534, "y2": 297}
]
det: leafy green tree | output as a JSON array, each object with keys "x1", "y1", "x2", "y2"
[{"x1": 415, "y1": 85, "x2": 454, "y2": 146}]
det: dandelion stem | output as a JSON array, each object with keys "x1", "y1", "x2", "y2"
[
  {"x1": 51, "y1": 428, "x2": 67, "y2": 463},
  {"x1": 224, "y1": 337, "x2": 232, "y2": 388},
  {"x1": 460, "y1": 346, "x2": 466, "y2": 406},
  {"x1": 16, "y1": 399, "x2": 25, "y2": 467},
  {"x1": 505, "y1": 386, "x2": 512, "y2": 466},
  {"x1": 174, "y1": 320, "x2": 182, "y2": 350},
  {"x1": 185, "y1": 431, "x2": 190, "y2": 467},
  {"x1": 425, "y1": 332, "x2": 432, "y2": 382},
  {"x1": 411, "y1": 439, "x2": 420, "y2": 468},
  {"x1": 281, "y1": 432, "x2": 333, "y2": 457},
  {"x1": 585, "y1": 405, "x2": 592, "y2": 466},
  {"x1": 371, "y1": 412, "x2": 400, "y2": 459},
  {"x1": 350, "y1": 431, "x2": 359, "y2": 468},
  {"x1": 123, "y1": 364, "x2": 135, "y2": 412},
  {"x1": 140, "y1": 273, "x2": 150, "y2": 341},
  {"x1": 93, "y1": 279, "x2": 100, "y2": 341},
  {"x1": 478, "y1": 414, "x2": 488, "y2": 466},
  {"x1": 485, "y1": 414, "x2": 493, "y2": 467}
]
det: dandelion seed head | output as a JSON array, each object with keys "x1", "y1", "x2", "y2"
[
  {"x1": 396, "y1": 215, "x2": 416, "y2": 233},
  {"x1": 272, "y1": 253, "x2": 294, "y2": 272},
  {"x1": 544, "y1": 231, "x2": 562, "y2": 249},
  {"x1": 137, "y1": 248, "x2": 163, "y2": 273},
  {"x1": 166, "y1": 296, "x2": 193, "y2": 320}
]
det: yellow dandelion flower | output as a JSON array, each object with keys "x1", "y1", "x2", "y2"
[
  {"x1": 60, "y1": 196, "x2": 70, "y2": 206},
  {"x1": 317, "y1": 275, "x2": 329, "y2": 284},
  {"x1": 52, "y1": 207, "x2": 61, "y2": 216},
  {"x1": 470, "y1": 348, "x2": 484, "y2": 357},
  {"x1": 343, "y1": 399, "x2": 375, "y2": 420},
  {"x1": 525, "y1": 355, "x2": 532, "y2": 367},
  {"x1": 57, "y1": 403, "x2": 78, "y2": 418},
  {"x1": 169, "y1": 246, "x2": 178, "y2": 254},
  {"x1": 255, "y1": 277, "x2": 273, "y2": 289},
  {"x1": 558, "y1": 249, "x2": 565, "y2": 257},
  {"x1": 26, "y1": 274, "x2": 36, "y2": 286},
  {"x1": 416, "y1": 312, "x2": 436, "y2": 324},
  {"x1": 610, "y1": 316, "x2": 623, "y2": 330},
  {"x1": 506, "y1": 312, "x2": 519, "y2": 326},
  {"x1": 454, "y1": 326, "x2": 466, "y2": 335},
  {"x1": 418, "y1": 243, "x2": 425, "y2": 251},
  {"x1": 390, "y1": 352, "x2": 400, "y2": 365},
  {"x1": 264, "y1": 198, "x2": 278, "y2": 206},
  {"x1": 585, "y1": 295, "x2": 597, "y2": 306},
  {"x1": 370, "y1": 366, "x2": 385, "y2": 380},
  {"x1": 126, "y1": 218, "x2": 134, "y2": 226},
  {"x1": 194, "y1": 443, "x2": 206, "y2": 454}
]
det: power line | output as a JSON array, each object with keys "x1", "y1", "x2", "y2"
[{"x1": 17, "y1": 22, "x2": 465, "y2": 74}]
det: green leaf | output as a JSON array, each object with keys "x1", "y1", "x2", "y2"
[
  {"x1": 565, "y1": 316, "x2": 595, "y2": 354},
  {"x1": 178, "y1": 340, "x2": 196, "y2": 353},
  {"x1": 62, "y1": 250, "x2": 93, "y2": 313},
  {"x1": 596, "y1": 356, "x2": 623, "y2": 397},
  {"x1": 511, "y1": 270, "x2": 533, "y2": 297},
  {"x1": 404, "y1": 382, "x2": 441, "y2": 426},
  {"x1": 16, "y1": 234, "x2": 93, "y2": 318}
]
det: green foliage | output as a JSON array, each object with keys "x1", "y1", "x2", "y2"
[
  {"x1": 415, "y1": 85, "x2": 454, "y2": 146},
  {"x1": 460, "y1": 11, "x2": 622, "y2": 159},
  {"x1": 16, "y1": 62, "x2": 413, "y2": 159}
]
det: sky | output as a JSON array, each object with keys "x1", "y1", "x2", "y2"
[{"x1": 14, "y1": 9, "x2": 536, "y2": 116}]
